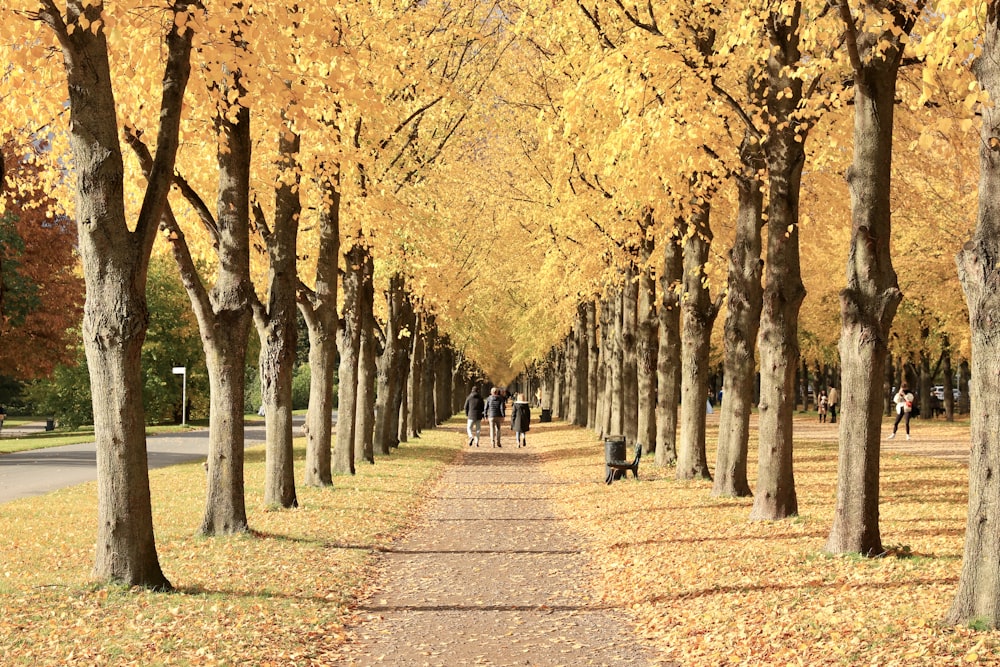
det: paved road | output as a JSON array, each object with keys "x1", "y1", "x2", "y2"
[{"x1": 0, "y1": 419, "x2": 305, "y2": 505}]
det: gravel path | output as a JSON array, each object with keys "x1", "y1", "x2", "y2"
[{"x1": 339, "y1": 431, "x2": 659, "y2": 666}]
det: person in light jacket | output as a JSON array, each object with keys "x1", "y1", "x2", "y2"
[
  {"x1": 483, "y1": 387, "x2": 506, "y2": 447},
  {"x1": 510, "y1": 393, "x2": 531, "y2": 448}
]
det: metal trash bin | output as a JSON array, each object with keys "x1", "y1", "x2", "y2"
[
  {"x1": 45, "y1": 418, "x2": 55, "y2": 431},
  {"x1": 539, "y1": 408, "x2": 552, "y2": 423},
  {"x1": 604, "y1": 435, "x2": 626, "y2": 481}
]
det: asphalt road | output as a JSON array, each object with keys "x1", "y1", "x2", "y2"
[{"x1": 0, "y1": 419, "x2": 305, "y2": 505}]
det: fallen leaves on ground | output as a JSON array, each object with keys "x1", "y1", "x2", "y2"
[
  {"x1": 0, "y1": 434, "x2": 457, "y2": 666},
  {"x1": 535, "y1": 414, "x2": 997, "y2": 666}
]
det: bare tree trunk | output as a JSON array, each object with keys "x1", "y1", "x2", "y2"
[
  {"x1": 407, "y1": 314, "x2": 424, "y2": 438},
  {"x1": 609, "y1": 285, "x2": 625, "y2": 436},
  {"x1": 257, "y1": 125, "x2": 301, "y2": 509},
  {"x1": 622, "y1": 266, "x2": 639, "y2": 444},
  {"x1": 586, "y1": 301, "x2": 599, "y2": 430},
  {"x1": 714, "y1": 137, "x2": 765, "y2": 498},
  {"x1": 41, "y1": 0, "x2": 194, "y2": 589},
  {"x1": 375, "y1": 274, "x2": 414, "y2": 455},
  {"x1": 655, "y1": 227, "x2": 683, "y2": 467},
  {"x1": 300, "y1": 169, "x2": 339, "y2": 487},
  {"x1": 355, "y1": 248, "x2": 376, "y2": 464},
  {"x1": 947, "y1": 5, "x2": 1000, "y2": 624},
  {"x1": 334, "y1": 243, "x2": 364, "y2": 475},
  {"x1": 825, "y1": 2, "x2": 911, "y2": 554},
  {"x1": 637, "y1": 233, "x2": 658, "y2": 455},
  {"x1": 677, "y1": 201, "x2": 720, "y2": 481},
  {"x1": 750, "y1": 8, "x2": 810, "y2": 521}
]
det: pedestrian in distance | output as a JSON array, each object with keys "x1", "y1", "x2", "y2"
[
  {"x1": 889, "y1": 383, "x2": 915, "y2": 440},
  {"x1": 510, "y1": 393, "x2": 531, "y2": 447},
  {"x1": 818, "y1": 390, "x2": 828, "y2": 423},
  {"x1": 464, "y1": 386, "x2": 485, "y2": 447},
  {"x1": 484, "y1": 387, "x2": 506, "y2": 448},
  {"x1": 827, "y1": 385, "x2": 839, "y2": 423}
]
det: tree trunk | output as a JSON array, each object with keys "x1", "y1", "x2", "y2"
[
  {"x1": 655, "y1": 227, "x2": 683, "y2": 467},
  {"x1": 128, "y1": 84, "x2": 253, "y2": 530},
  {"x1": 374, "y1": 274, "x2": 413, "y2": 455},
  {"x1": 300, "y1": 168, "x2": 340, "y2": 487},
  {"x1": 947, "y1": 6, "x2": 1000, "y2": 624},
  {"x1": 750, "y1": 10, "x2": 809, "y2": 521},
  {"x1": 595, "y1": 294, "x2": 612, "y2": 437},
  {"x1": 47, "y1": 3, "x2": 194, "y2": 588},
  {"x1": 334, "y1": 243, "x2": 364, "y2": 475},
  {"x1": 586, "y1": 301, "x2": 599, "y2": 430},
  {"x1": 609, "y1": 285, "x2": 625, "y2": 436},
  {"x1": 677, "y1": 201, "x2": 719, "y2": 481},
  {"x1": 257, "y1": 125, "x2": 301, "y2": 509},
  {"x1": 354, "y1": 248, "x2": 376, "y2": 465},
  {"x1": 714, "y1": 138, "x2": 765, "y2": 498},
  {"x1": 407, "y1": 314, "x2": 425, "y2": 438},
  {"x1": 194, "y1": 102, "x2": 253, "y2": 531},
  {"x1": 825, "y1": 5, "x2": 908, "y2": 554},
  {"x1": 637, "y1": 234, "x2": 658, "y2": 455},
  {"x1": 622, "y1": 266, "x2": 639, "y2": 445}
]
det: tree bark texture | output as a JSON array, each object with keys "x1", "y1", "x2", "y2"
[
  {"x1": 586, "y1": 301, "x2": 599, "y2": 430},
  {"x1": 335, "y1": 243, "x2": 365, "y2": 475},
  {"x1": 637, "y1": 237, "x2": 658, "y2": 455},
  {"x1": 195, "y1": 100, "x2": 253, "y2": 532},
  {"x1": 655, "y1": 228, "x2": 683, "y2": 467},
  {"x1": 677, "y1": 204, "x2": 718, "y2": 481},
  {"x1": 714, "y1": 139, "x2": 765, "y2": 498},
  {"x1": 407, "y1": 314, "x2": 425, "y2": 439},
  {"x1": 301, "y1": 170, "x2": 340, "y2": 486},
  {"x1": 354, "y1": 250, "x2": 376, "y2": 465},
  {"x1": 622, "y1": 266, "x2": 639, "y2": 445},
  {"x1": 751, "y1": 11, "x2": 809, "y2": 521},
  {"x1": 45, "y1": 0, "x2": 194, "y2": 588},
  {"x1": 257, "y1": 126, "x2": 301, "y2": 509},
  {"x1": 374, "y1": 274, "x2": 414, "y2": 455},
  {"x1": 947, "y1": 4, "x2": 1000, "y2": 625},
  {"x1": 609, "y1": 285, "x2": 625, "y2": 437},
  {"x1": 826, "y1": 4, "x2": 910, "y2": 553}
]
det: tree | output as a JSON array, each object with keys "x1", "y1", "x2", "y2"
[
  {"x1": 0, "y1": 143, "x2": 84, "y2": 379},
  {"x1": 12, "y1": 0, "x2": 197, "y2": 589},
  {"x1": 825, "y1": 0, "x2": 924, "y2": 556},
  {"x1": 946, "y1": 0, "x2": 1000, "y2": 628}
]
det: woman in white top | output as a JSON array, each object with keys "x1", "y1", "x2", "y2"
[{"x1": 889, "y1": 383, "x2": 914, "y2": 440}]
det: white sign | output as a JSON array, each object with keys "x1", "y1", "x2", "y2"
[{"x1": 172, "y1": 367, "x2": 185, "y2": 374}]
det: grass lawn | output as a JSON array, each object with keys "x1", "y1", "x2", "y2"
[
  {"x1": 0, "y1": 417, "x2": 265, "y2": 454},
  {"x1": 0, "y1": 427, "x2": 458, "y2": 666}
]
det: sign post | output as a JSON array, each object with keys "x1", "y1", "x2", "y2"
[{"x1": 172, "y1": 366, "x2": 187, "y2": 426}]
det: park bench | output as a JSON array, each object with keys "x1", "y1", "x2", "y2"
[{"x1": 605, "y1": 442, "x2": 642, "y2": 485}]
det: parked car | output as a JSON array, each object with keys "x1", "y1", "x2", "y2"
[{"x1": 932, "y1": 385, "x2": 961, "y2": 401}]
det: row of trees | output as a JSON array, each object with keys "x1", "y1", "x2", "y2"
[
  {"x1": 1, "y1": 0, "x2": 507, "y2": 590},
  {"x1": 4, "y1": 0, "x2": 1000, "y2": 630},
  {"x1": 496, "y1": 0, "x2": 998, "y2": 628}
]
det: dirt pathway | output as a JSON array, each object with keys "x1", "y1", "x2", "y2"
[{"x1": 338, "y1": 427, "x2": 658, "y2": 666}]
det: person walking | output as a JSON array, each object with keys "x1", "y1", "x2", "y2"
[
  {"x1": 889, "y1": 383, "x2": 915, "y2": 440},
  {"x1": 827, "y1": 385, "x2": 839, "y2": 423},
  {"x1": 818, "y1": 390, "x2": 828, "y2": 423},
  {"x1": 510, "y1": 393, "x2": 531, "y2": 447},
  {"x1": 484, "y1": 387, "x2": 506, "y2": 448},
  {"x1": 464, "y1": 386, "x2": 485, "y2": 447}
]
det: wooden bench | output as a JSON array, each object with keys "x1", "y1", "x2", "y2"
[{"x1": 605, "y1": 443, "x2": 642, "y2": 484}]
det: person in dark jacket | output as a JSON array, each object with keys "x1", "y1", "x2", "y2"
[
  {"x1": 483, "y1": 387, "x2": 506, "y2": 447},
  {"x1": 464, "y1": 386, "x2": 485, "y2": 447},
  {"x1": 510, "y1": 393, "x2": 531, "y2": 447}
]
